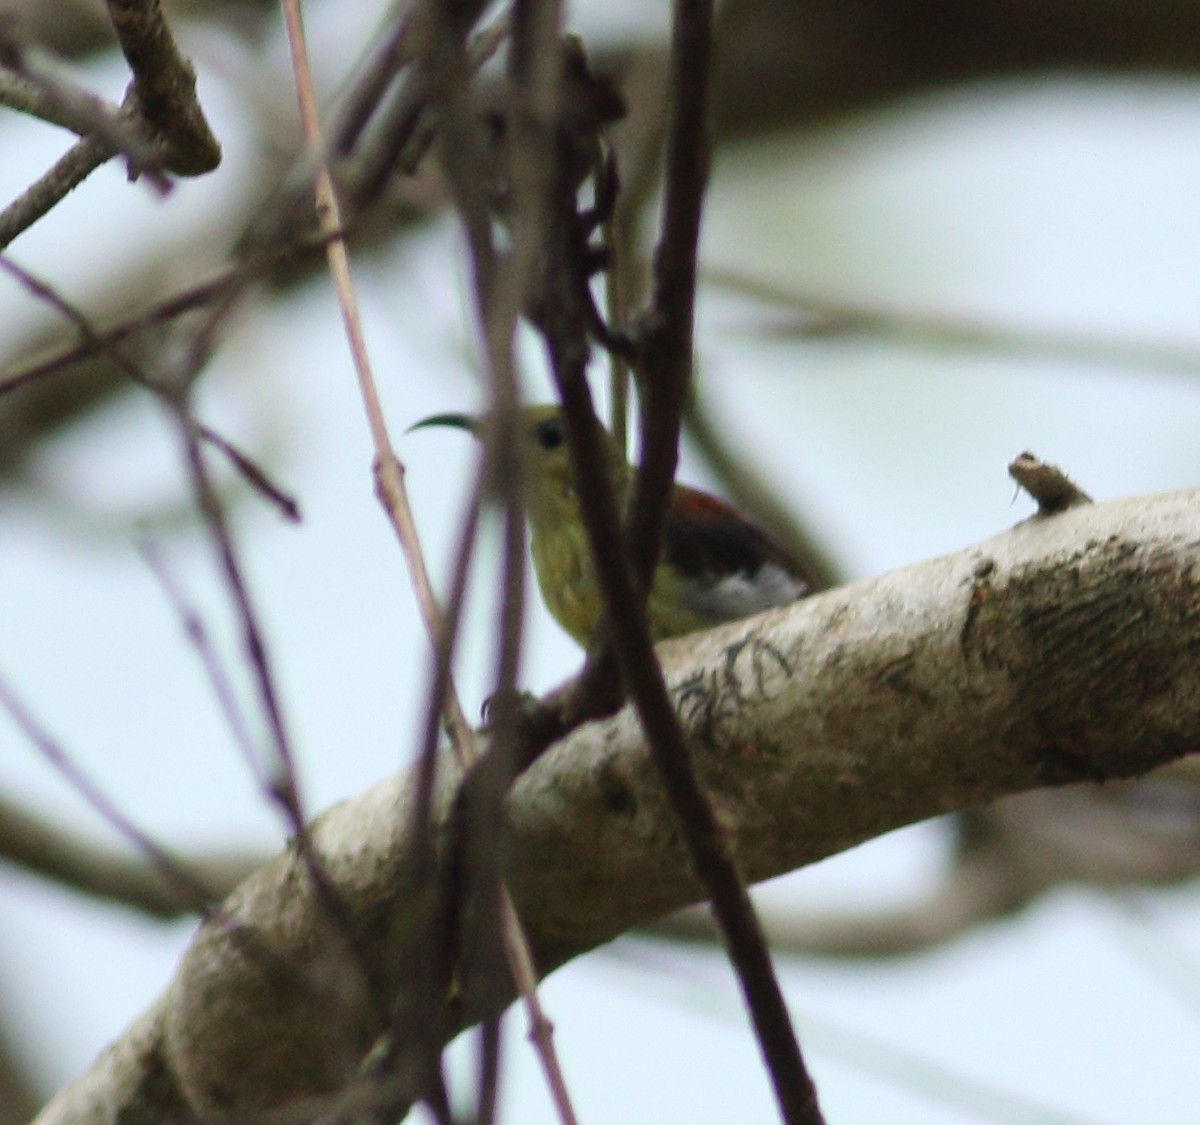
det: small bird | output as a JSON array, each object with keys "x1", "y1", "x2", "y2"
[{"x1": 410, "y1": 405, "x2": 812, "y2": 646}]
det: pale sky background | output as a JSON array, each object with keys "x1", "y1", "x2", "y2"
[{"x1": 2, "y1": 4, "x2": 1200, "y2": 1123}]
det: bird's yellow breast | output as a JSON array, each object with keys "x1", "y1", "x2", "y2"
[
  {"x1": 530, "y1": 518, "x2": 719, "y2": 645},
  {"x1": 529, "y1": 519, "x2": 604, "y2": 647}
]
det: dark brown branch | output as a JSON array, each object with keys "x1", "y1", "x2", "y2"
[
  {"x1": 615, "y1": 0, "x2": 824, "y2": 1119},
  {"x1": 502, "y1": 4, "x2": 821, "y2": 1116},
  {"x1": 103, "y1": 0, "x2": 220, "y2": 175},
  {"x1": 465, "y1": 1, "x2": 574, "y2": 1118},
  {"x1": 0, "y1": 2, "x2": 219, "y2": 251},
  {"x1": 399, "y1": 3, "x2": 511, "y2": 1116},
  {"x1": 627, "y1": 0, "x2": 714, "y2": 578}
]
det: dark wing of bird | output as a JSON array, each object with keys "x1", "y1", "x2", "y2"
[{"x1": 663, "y1": 484, "x2": 812, "y2": 612}]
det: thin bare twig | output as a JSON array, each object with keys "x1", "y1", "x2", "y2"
[
  {"x1": 171, "y1": 424, "x2": 299, "y2": 834},
  {"x1": 450, "y1": 0, "x2": 581, "y2": 1115},
  {"x1": 575, "y1": 0, "x2": 826, "y2": 1118},
  {"x1": 0, "y1": 36, "x2": 168, "y2": 188},
  {"x1": 343, "y1": 10, "x2": 512, "y2": 214},
  {"x1": 0, "y1": 1, "x2": 218, "y2": 250},
  {"x1": 174, "y1": 412, "x2": 392, "y2": 1036},
  {"x1": 0, "y1": 672, "x2": 222, "y2": 915},
  {"x1": 0, "y1": 134, "x2": 108, "y2": 251},
  {"x1": 627, "y1": 9, "x2": 708, "y2": 571},
  {"x1": 0, "y1": 253, "x2": 300, "y2": 520},
  {"x1": 278, "y1": 5, "x2": 579, "y2": 1121},
  {"x1": 407, "y1": 452, "x2": 492, "y2": 1116},
  {"x1": 0, "y1": 228, "x2": 343, "y2": 400},
  {"x1": 1, "y1": 250, "x2": 379, "y2": 1027},
  {"x1": 277, "y1": 4, "x2": 471, "y2": 744},
  {"x1": 138, "y1": 539, "x2": 273, "y2": 789}
]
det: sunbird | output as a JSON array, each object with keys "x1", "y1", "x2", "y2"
[{"x1": 410, "y1": 405, "x2": 812, "y2": 646}]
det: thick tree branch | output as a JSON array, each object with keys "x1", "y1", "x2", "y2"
[{"x1": 35, "y1": 487, "x2": 1200, "y2": 1124}]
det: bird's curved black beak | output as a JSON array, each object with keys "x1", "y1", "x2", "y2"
[{"x1": 406, "y1": 412, "x2": 480, "y2": 436}]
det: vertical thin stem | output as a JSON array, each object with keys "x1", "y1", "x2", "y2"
[
  {"x1": 278, "y1": 5, "x2": 578, "y2": 1121},
  {"x1": 557, "y1": 0, "x2": 828, "y2": 1118}
]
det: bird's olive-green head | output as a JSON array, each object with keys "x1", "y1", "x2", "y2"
[
  {"x1": 409, "y1": 405, "x2": 630, "y2": 523},
  {"x1": 409, "y1": 405, "x2": 630, "y2": 644}
]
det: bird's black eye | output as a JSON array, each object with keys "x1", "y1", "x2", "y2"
[{"x1": 535, "y1": 417, "x2": 563, "y2": 450}]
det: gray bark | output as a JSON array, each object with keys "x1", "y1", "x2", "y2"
[{"x1": 35, "y1": 487, "x2": 1200, "y2": 1124}]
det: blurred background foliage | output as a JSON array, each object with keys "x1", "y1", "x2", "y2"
[{"x1": 3, "y1": 1, "x2": 1200, "y2": 1122}]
